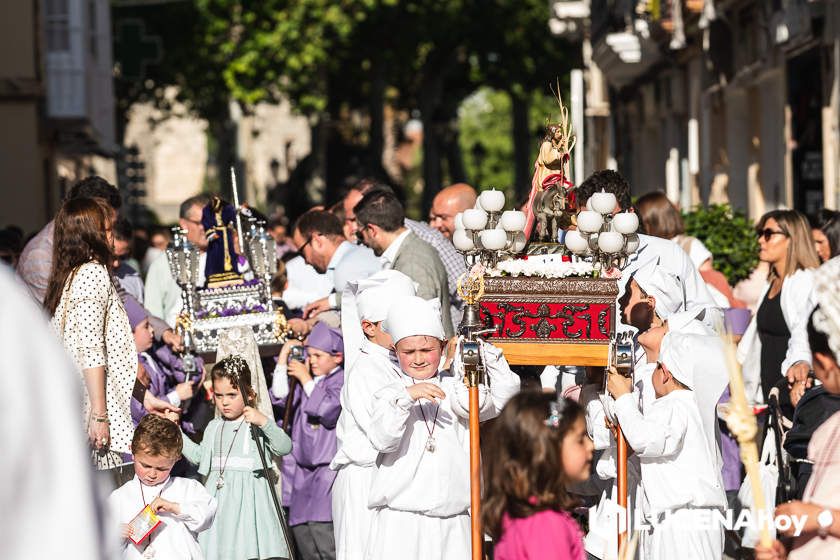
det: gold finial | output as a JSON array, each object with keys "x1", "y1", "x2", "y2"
[{"x1": 457, "y1": 263, "x2": 486, "y2": 305}]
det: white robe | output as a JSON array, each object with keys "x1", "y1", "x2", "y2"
[
  {"x1": 1, "y1": 267, "x2": 107, "y2": 560},
  {"x1": 613, "y1": 391, "x2": 726, "y2": 560},
  {"x1": 108, "y1": 475, "x2": 217, "y2": 560},
  {"x1": 330, "y1": 340, "x2": 403, "y2": 560},
  {"x1": 365, "y1": 344, "x2": 520, "y2": 560},
  {"x1": 586, "y1": 318, "x2": 723, "y2": 559}
]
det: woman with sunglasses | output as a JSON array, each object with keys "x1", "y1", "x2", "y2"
[{"x1": 737, "y1": 210, "x2": 821, "y2": 408}]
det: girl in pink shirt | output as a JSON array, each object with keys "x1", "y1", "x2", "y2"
[{"x1": 483, "y1": 392, "x2": 594, "y2": 560}]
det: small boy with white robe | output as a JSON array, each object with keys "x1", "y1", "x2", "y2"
[
  {"x1": 607, "y1": 331, "x2": 727, "y2": 560},
  {"x1": 108, "y1": 414, "x2": 217, "y2": 560},
  {"x1": 364, "y1": 296, "x2": 520, "y2": 560},
  {"x1": 585, "y1": 263, "x2": 686, "y2": 559},
  {"x1": 330, "y1": 270, "x2": 417, "y2": 559}
]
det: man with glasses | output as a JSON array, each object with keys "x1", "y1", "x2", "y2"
[
  {"x1": 293, "y1": 210, "x2": 381, "y2": 324},
  {"x1": 353, "y1": 188, "x2": 454, "y2": 337},
  {"x1": 145, "y1": 194, "x2": 211, "y2": 326},
  {"x1": 343, "y1": 180, "x2": 466, "y2": 328}
]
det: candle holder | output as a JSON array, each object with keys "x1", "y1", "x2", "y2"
[
  {"x1": 453, "y1": 190, "x2": 527, "y2": 269},
  {"x1": 561, "y1": 190, "x2": 640, "y2": 271},
  {"x1": 245, "y1": 217, "x2": 278, "y2": 313},
  {"x1": 166, "y1": 227, "x2": 201, "y2": 352}
]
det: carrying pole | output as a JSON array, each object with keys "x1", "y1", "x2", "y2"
[
  {"x1": 235, "y1": 375, "x2": 296, "y2": 560},
  {"x1": 616, "y1": 426, "x2": 628, "y2": 551},
  {"x1": 468, "y1": 382, "x2": 483, "y2": 560}
]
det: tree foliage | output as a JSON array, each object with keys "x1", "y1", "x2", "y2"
[
  {"x1": 683, "y1": 204, "x2": 760, "y2": 286},
  {"x1": 112, "y1": 0, "x2": 577, "y2": 207}
]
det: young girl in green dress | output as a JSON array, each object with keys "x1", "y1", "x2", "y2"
[{"x1": 178, "y1": 355, "x2": 293, "y2": 560}]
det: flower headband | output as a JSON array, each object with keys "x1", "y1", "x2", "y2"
[
  {"x1": 544, "y1": 399, "x2": 568, "y2": 428},
  {"x1": 219, "y1": 354, "x2": 249, "y2": 382}
]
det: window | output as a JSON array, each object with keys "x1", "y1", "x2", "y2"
[
  {"x1": 45, "y1": 0, "x2": 70, "y2": 52},
  {"x1": 88, "y1": 0, "x2": 98, "y2": 59}
]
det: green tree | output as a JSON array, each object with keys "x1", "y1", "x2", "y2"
[
  {"x1": 683, "y1": 204, "x2": 760, "y2": 285},
  {"x1": 112, "y1": 0, "x2": 575, "y2": 213}
]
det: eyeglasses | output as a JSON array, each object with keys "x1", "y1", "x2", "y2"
[
  {"x1": 756, "y1": 228, "x2": 789, "y2": 241},
  {"x1": 298, "y1": 236, "x2": 314, "y2": 252}
]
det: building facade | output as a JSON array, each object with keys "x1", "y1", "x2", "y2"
[
  {"x1": 552, "y1": 0, "x2": 840, "y2": 219},
  {"x1": 0, "y1": 0, "x2": 116, "y2": 234}
]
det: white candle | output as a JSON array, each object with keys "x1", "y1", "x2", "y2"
[
  {"x1": 480, "y1": 229, "x2": 508, "y2": 250},
  {"x1": 453, "y1": 229, "x2": 475, "y2": 251},
  {"x1": 598, "y1": 231, "x2": 625, "y2": 253},
  {"x1": 478, "y1": 189, "x2": 506, "y2": 212},
  {"x1": 500, "y1": 210, "x2": 526, "y2": 232},
  {"x1": 454, "y1": 212, "x2": 464, "y2": 230},
  {"x1": 612, "y1": 212, "x2": 639, "y2": 234},
  {"x1": 511, "y1": 231, "x2": 527, "y2": 252},
  {"x1": 462, "y1": 208, "x2": 488, "y2": 230},
  {"x1": 590, "y1": 190, "x2": 618, "y2": 215},
  {"x1": 625, "y1": 233, "x2": 640, "y2": 253},
  {"x1": 576, "y1": 210, "x2": 604, "y2": 234},
  {"x1": 564, "y1": 230, "x2": 590, "y2": 254}
]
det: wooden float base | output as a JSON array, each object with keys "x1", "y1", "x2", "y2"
[{"x1": 492, "y1": 341, "x2": 609, "y2": 366}]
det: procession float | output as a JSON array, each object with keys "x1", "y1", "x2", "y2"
[
  {"x1": 453, "y1": 95, "x2": 639, "y2": 368},
  {"x1": 453, "y1": 95, "x2": 642, "y2": 560},
  {"x1": 166, "y1": 170, "x2": 288, "y2": 357}
]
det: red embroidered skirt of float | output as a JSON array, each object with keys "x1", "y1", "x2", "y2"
[{"x1": 479, "y1": 276, "x2": 618, "y2": 366}]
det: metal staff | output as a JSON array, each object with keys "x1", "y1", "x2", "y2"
[
  {"x1": 230, "y1": 167, "x2": 245, "y2": 251},
  {"x1": 234, "y1": 374, "x2": 296, "y2": 560},
  {"x1": 457, "y1": 272, "x2": 495, "y2": 560},
  {"x1": 616, "y1": 426, "x2": 629, "y2": 550},
  {"x1": 606, "y1": 335, "x2": 633, "y2": 552}
]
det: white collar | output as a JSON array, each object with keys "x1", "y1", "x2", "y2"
[
  {"x1": 380, "y1": 229, "x2": 411, "y2": 266},
  {"x1": 327, "y1": 241, "x2": 355, "y2": 271}
]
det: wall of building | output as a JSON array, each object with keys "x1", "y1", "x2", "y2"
[{"x1": 0, "y1": 0, "x2": 46, "y2": 233}]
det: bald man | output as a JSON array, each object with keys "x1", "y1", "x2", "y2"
[{"x1": 429, "y1": 183, "x2": 477, "y2": 239}]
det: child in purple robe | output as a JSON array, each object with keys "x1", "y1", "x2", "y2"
[
  {"x1": 125, "y1": 296, "x2": 202, "y2": 426},
  {"x1": 271, "y1": 321, "x2": 344, "y2": 560}
]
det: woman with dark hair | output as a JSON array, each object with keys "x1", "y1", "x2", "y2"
[
  {"x1": 809, "y1": 209, "x2": 840, "y2": 263},
  {"x1": 45, "y1": 197, "x2": 138, "y2": 471},
  {"x1": 737, "y1": 210, "x2": 821, "y2": 405},
  {"x1": 636, "y1": 191, "x2": 745, "y2": 310}
]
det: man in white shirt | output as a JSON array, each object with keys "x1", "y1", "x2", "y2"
[
  {"x1": 354, "y1": 188, "x2": 454, "y2": 337},
  {"x1": 294, "y1": 210, "x2": 381, "y2": 321},
  {"x1": 145, "y1": 194, "x2": 210, "y2": 327},
  {"x1": 576, "y1": 170, "x2": 720, "y2": 341}
]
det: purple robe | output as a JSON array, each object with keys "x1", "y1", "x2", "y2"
[
  {"x1": 201, "y1": 200, "x2": 242, "y2": 285},
  {"x1": 272, "y1": 367, "x2": 344, "y2": 526},
  {"x1": 130, "y1": 346, "x2": 205, "y2": 427}
]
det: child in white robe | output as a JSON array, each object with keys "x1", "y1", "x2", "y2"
[
  {"x1": 607, "y1": 331, "x2": 727, "y2": 560},
  {"x1": 330, "y1": 270, "x2": 416, "y2": 560},
  {"x1": 364, "y1": 296, "x2": 520, "y2": 560},
  {"x1": 108, "y1": 414, "x2": 217, "y2": 560}
]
